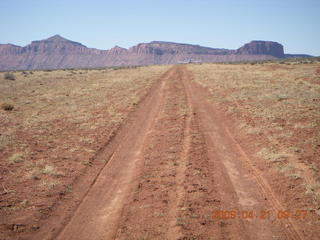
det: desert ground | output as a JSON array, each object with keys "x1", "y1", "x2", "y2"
[{"x1": 0, "y1": 60, "x2": 319, "y2": 239}]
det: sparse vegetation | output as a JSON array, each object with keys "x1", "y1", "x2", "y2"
[
  {"x1": 189, "y1": 61, "x2": 320, "y2": 217},
  {"x1": 289, "y1": 173, "x2": 302, "y2": 180},
  {"x1": 27, "y1": 169, "x2": 41, "y2": 180},
  {"x1": 8, "y1": 153, "x2": 24, "y2": 164},
  {"x1": 3, "y1": 61, "x2": 318, "y2": 237},
  {"x1": 4, "y1": 72, "x2": 16, "y2": 80},
  {"x1": 0, "y1": 65, "x2": 170, "y2": 236},
  {"x1": 1, "y1": 102, "x2": 14, "y2": 111},
  {"x1": 257, "y1": 148, "x2": 290, "y2": 163},
  {"x1": 40, "y1": 179, "x2": 59, "y2": 189},
  {"x1": 41, "y1": 165, "x2": 65, "y2": 177}
]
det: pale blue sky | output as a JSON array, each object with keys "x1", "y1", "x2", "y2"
[{"x1": 1, "y1": 0, "x2": 319, "y2": 55}]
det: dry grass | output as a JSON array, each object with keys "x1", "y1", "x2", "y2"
[
  {"x1": 0, "y1": 65, "x2": 170, "y2": 225},
  {"x1": 41, "y1": 165, "x2": 65, "y2": 177},
  {"x1": 3, "y1": 72, "x2": 16, "y2": 81},
  {"x1": 188, "y1": 61, "x2": 320, "y2": 206},
  {"x1": 39, "y1": 179, "x2": 59, "y2": 189},
  {"x1": 0, "y1": 65, "x2": 169, "y2": 162},
  {"x1": 1, "y1": 102, "x2": 14, "y2": 111},
  {"x1": 8, "y1": 153, "x2": 24, "y2": 164},
  {"x1": 257, "y1": 147, "x2": 290, "y2": 163}
]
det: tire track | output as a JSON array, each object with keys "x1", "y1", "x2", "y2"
[
  {"x1": 224, "y1": 126, "x2": 304, "y2": 240},
  {"x1": 115, "y1": 66, "x2": 191, "y2": 240},
  {"x1": 166, "y1": 68, "x2": 192, "y2": 239},
  {"x1": 181, "y1": 67, "x2": 251, "y2": 240},
  {"x1": 36, "y1": 65, "x2": 307, "y2": 240},
  {"x1": 54, "y1": 68, "x2": 169, "y2": 240},
  {"x1": 183, "y1": 66, "x2": 305, "y2": 240}
]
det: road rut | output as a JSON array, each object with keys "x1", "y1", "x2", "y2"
[{"x1": 38, "y1": 66, "x2": 312, "y2": 240}]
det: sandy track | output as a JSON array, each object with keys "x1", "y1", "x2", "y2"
[
  {"x1": 33, "y1": 66, "x2": 312, "y2": 239},
  {"x1": 115, "y1": 66, "x2": 306, "y2": 239},
  {"x1": 182, "y1": 67, "x2": 304, "y2": 240},
  {"x1": 55, "y1": 69, "x2": 170, "y2": 240}
]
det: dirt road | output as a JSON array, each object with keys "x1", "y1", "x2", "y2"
[{"x1": 35, "y1": 66, "x2": 315, "y2": 240}]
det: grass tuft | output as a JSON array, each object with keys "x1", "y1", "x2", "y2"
[
  {"x1": 4, "y1": 72, "x2": 15, "y2": 80},
  {"x1": 1, "y1": 102, "x2": 14, "y2": 111},
  {"x1": 40, "y1": 180, "x2": 59, "y2": 189},
  {"x1": 8, "y1": 153, "x2": 24, "y2": 164},
  {"x1": 41, "y1": 165, "x2": 65, "y2": 177}
]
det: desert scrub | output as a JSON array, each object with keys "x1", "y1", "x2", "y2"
[
  {"x1": 0, "y1": 65, "x2": 170, "y2": 234},
  {"x1": 4, "y1": 72, "x2": 15, "y2": 80},
  {"x1": 41, "y1": 165, "x2": 65, "y2": 177},
  {"x1": 189, "y1": 62, "x2": 320, "y2": 221},
  {"x1": 40, "y1": 179, "x2": 59, "y2": 189},
  {"x1": 1, "y1": 102, "x2": 14, "y2": 111},
  {"x1": 8, "y1": 153, "x2": 24, "y2": 164}
]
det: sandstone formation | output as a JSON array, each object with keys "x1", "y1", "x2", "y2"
[{"x1": 0, "y1": 35, "x2": 307, "y2": 70}]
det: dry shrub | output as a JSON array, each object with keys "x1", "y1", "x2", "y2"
[
  {"x1": 4, "y1": 72, "x2": 15, "y2": 80},
  {"x1": 1, "y1": 102, "x2": 14, "y2": 111}
]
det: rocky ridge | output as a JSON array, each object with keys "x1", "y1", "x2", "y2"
[{"x1": 0, "y1": 35, "x2": 306, "y2": 70}]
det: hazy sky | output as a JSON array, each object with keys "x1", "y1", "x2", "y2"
[{"x1": 1, "y1": 0, "x2": 319, "y2": 55}]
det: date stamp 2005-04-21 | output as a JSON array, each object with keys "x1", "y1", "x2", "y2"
[{"x1": 212, "y1": 210, "x2": 308, "y2": 220}]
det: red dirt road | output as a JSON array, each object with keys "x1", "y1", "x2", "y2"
[{"x1": 28, "y1": 66, "x2": 317, "y2": 240}]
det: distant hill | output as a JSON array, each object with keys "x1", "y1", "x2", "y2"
[
  {"x1": 284, "y1": 54, "x2": 313, "y2": 58},
  {"x1": 0, "y1": 35, "x2": 312, "y2": 70}
]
